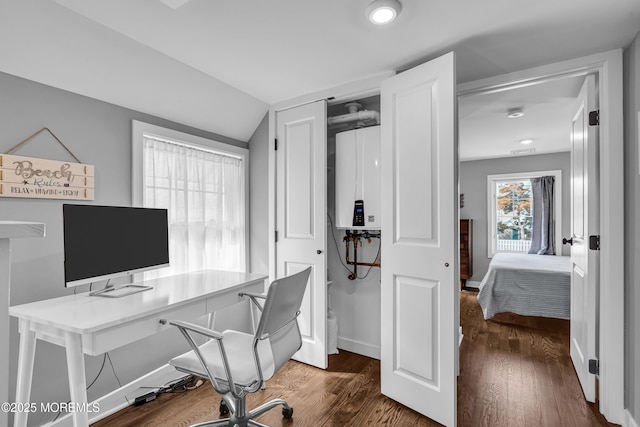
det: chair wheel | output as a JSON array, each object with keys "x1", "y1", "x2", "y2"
[
  {"x1": 282, "y1": 406, "x2": 294, "y2": 419},
  {"x1": 219, "y1": 400, "x2": 229, "y2": 416}
]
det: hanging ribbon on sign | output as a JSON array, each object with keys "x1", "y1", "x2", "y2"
[{"x1": 0, "y1": 127, "x2": 95, "y2": 200}]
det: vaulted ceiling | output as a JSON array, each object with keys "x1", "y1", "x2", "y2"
[{"x1": 1, "y1": 0, "x2": 639, "y2": 150}]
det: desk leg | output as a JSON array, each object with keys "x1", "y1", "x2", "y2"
[
  {"x1": 65, "y1": 332, "x2": 88, "y2": 427},
  {"x1": 14, "y1": 320, "x2": 36, "y2": 427}
]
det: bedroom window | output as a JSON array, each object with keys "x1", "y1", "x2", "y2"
[
  {"x1": 495, "y1": 179, "x2": 533, "y2": 252},
  {"x1": 131, "y1": 121, "x2": 248, "y2": 278},
  {"x1": 487, "y1": 170, "x2": 562, "y2": 257}
]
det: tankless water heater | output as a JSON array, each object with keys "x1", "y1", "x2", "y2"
[{"x1": 335, "y1": 125, "x2": 381, "y2": 229}]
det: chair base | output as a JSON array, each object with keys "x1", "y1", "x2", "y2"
[
  {"x1": 188, "y1": 394, "x2": 292, "y2": 427},
  {"x1": 189, "y1": 420, "x2": 267, "y2": 427}
]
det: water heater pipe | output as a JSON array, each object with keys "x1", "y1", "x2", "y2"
[
  {"x1": 327, "y1": 110, "x2": 380, "y2": 126},
  {"x1": 344, "y1": 233, "x2": 381, "y2": 281}
]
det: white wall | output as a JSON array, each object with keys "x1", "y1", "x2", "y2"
[
  {"x1": 0, "y1": 71, "x2": 247, "y2": 426},
  {"x1": 459, "y1": 152, "x2": 571, "y2": 282}
]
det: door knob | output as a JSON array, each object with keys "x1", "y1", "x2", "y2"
[{"x1": 562, "y1": 237, "x2": 573, "y2": 246}]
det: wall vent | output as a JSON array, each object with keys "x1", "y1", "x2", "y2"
[{"x1": 510, "y1": 148, "x2": 536, "y2": 156}]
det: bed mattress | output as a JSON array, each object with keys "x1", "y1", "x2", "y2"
[{"x1": 477, "y1": 253, "x2": 571, "y2": 320}]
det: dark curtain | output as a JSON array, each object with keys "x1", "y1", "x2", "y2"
[{"x1": 528, "y1": 176, "x2": 555, "y2": 255}]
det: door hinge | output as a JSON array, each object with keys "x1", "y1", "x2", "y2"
[
  {"x1": 589, "y1": 110, "x2": 599, "y2": 126},
  {"x1": 275, "y1": 230, "x2": 278, "y2": 243},
  {"x1": 589, "y1": 235, "x2": 600, "y2": 251},
  {"x1": 589, "y1": 359, "x2": 599, "y2": 375},
  {"x1": 274, "y1": 138, "x2": 278, "y2": 151}
]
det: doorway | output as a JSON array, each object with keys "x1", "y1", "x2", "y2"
[{"x1": 456, "y1": 49, "x2": 624, "y2": 424}]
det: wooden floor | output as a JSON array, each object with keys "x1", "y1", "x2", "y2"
[
  {"x1": 457, "y1": 290, "x2": 614, "y2": 427},
  {"x1": 92, "y1": 290, "x2": 616, "y2": 427}
]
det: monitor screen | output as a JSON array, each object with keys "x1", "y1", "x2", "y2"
[{"x1": 63, "y1": 204, "x2": 169, "y2": 287}]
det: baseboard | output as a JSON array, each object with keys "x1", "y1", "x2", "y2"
[
  {"x1": 626, "y1": 409, "x2": 640, "y2": 427},
  {"x1": 464, "y1": 280, "x2": 481, "y2": 289},
  {"x1": 337, "y1": 337, "x2": 380, "y2": 360},
  {"x1": 43, "y1": 363, "x2": 183, "y2": 427}
]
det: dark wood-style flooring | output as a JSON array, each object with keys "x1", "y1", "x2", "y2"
[{"x1": 92, "y1": 290, "x2": 616, "y2": 427}]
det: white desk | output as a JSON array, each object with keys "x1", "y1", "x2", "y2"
[
  {"x1": 1, "y1": 222, "x2": 45, "y2": 427},
  {"x1": 9, "y1": 270, "x2": 267, "y2": 427}
]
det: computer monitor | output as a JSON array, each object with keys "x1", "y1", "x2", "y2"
[{"x1": 63, "y1": 204, "x2": 169, "y2": 295}]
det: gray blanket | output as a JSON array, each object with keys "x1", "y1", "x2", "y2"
[{"x1": 477, "y1": 253, "x2": 571, "y2": 320}]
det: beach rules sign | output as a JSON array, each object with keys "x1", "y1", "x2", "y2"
[{"x1": 0, "y1": 154, "x2": 94, "y2": 200}]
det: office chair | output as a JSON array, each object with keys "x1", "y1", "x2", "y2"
[{"x1": 169, "y1": 267, "x2": 312, "y2": 427}]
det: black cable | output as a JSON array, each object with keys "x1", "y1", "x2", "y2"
[
  {"x1": 87, "y1": 354, "x2": 107, "y2": 390},
  {"x1": 327, "y1": 212, "x2": 354, "y2": 275},
  {"x1": 159, "y1": 374, "x2": 197, "y2": 394},
  {"x1": 355, "y1": 237, "x2": 381, "y2": 280},
  {"x1": 51, "y1": 354, "x2": 107, "y2": 422},
  {"x1": 106, "y1": 353, "x2": 122, "y2": 388}
]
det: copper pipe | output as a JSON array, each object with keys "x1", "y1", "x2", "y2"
[{"x1": 345, "y1": 237, "x2": 381, "y2": 282}]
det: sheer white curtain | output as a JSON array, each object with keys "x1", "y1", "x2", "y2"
[{"x1": 143, "y1": 136, "x2": 246, "y2": 278}]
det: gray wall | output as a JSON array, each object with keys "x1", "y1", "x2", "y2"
[
  {"x1": 248, "y1": 113, "x2": 269, "y2": 276},
  {"x1": 459, "y1": 152, "x2": 571, "y2": 282},
  {"x1": 0, "y1": 71, "x2": 247, "y2": 426},
  {"x1": 623, "y1": 31, "x2": 640, "y2": 422}
]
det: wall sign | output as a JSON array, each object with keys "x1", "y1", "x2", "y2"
[{"x1": 0, "y1": 154, "x2": 94, "y2": 200}]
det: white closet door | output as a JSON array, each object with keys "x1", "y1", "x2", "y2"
[
  {"x1": 276, "y1": 100, "x2": 328, "y2": 369},
  {"x1": 569, "y1": 74, "x2": 599, "y2": 402},
  {"x1": 380, "y1": 52, "x2": 458, "y2": 427}
]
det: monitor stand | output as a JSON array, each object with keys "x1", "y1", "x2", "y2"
[{"x1": 90, "y1": 284, "x2": 153, "y2": 298}]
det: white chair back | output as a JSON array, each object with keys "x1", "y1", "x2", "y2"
[{"x1": 255, "y1": 267, "x2": 311, "y2": 373}]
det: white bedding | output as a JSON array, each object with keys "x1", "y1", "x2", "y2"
[{"x1": 477, "y1": 253, "x2": 571, "y2": 320}]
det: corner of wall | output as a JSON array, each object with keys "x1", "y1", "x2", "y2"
[
  {"x1": 623, "y1": 29, "x2": 640, "y2": 423},
  {"x1": 626, "y1": 409, "x2": 640, "y2": 427},
  {"x1": 248, "y1": 113, "x2": 270, "y2": 275}
]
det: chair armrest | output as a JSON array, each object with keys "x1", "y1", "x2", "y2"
[
  {"x1": 168, "y1": 320, "x2": 236, "y2": 395},
  {"x1": 239, "y1": 291, "x2": 266, "y2": 299},
  {"x1": 170, "y1": 319, "x2": 263, "y2": 398},
  {"x1": 169, "y1": 320, "x2": 223, "y2": 340},
  {"x1": 239, "y1": 292, "x2": 266, "y2": 312}
]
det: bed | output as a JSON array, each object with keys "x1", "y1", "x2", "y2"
[{"x1": 477, "y1": 253, "x2": 571, "y2": 320}]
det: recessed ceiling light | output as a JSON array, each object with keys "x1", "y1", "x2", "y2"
[
  {"x1": 507, "y1": 108, "x2": 524, "y2": 118},
  {"x1": 366, "y1": 0, "x2": 402, "y2": 25},
  {"x1": 159, "y1": 0, "x2": 191, "y2": 9},
  {"x1": 519, "y1": 138, "x2": 534, "y2": 145}
]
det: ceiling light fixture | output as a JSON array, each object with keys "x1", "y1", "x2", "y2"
[
  {"x1": 366, "y1": 0, "x2": 402, "y2": 25},
  {"x1": 519, "y1": 138, "x2": 534, "y2": 145},
  {"x1": 507, "y1": 108, "x2": 524, "y2": 118}
]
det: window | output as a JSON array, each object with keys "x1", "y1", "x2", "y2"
[
  {"x1": 487, "y1": 170, "x2": 562, "y2": 257},
  {"x1": 132, "y1": 121, "x2": 248, "y2": 278},
  {"x1": 495, "y1": 179, "x2": 533, "y2": 252}
]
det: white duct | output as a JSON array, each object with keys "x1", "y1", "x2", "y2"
[{"x1": 327, "y1": 102, "x2": 380, "y2": 126}]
